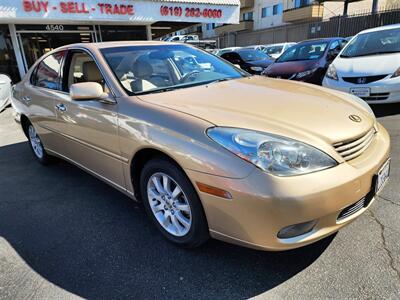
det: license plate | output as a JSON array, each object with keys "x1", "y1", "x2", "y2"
[
  {"x1": 350, "y1": 87, "x2": 370, "y2": 97},
  {"x1": 375, "y1": 159, "x2": 390, "y2": 194}
]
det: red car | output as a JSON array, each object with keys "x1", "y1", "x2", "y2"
[{"x1": 262, "y1": 38, "x2": 347, "y2": 85}]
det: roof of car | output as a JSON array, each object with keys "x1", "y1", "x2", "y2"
[
  {"x1": 57, "y1": 41, "x2": 183, "y2": 51},
  {"x1": 358, "y1": 23, "x2": 400, "y2": 34},
  {"x1": 298, "y1": 37, "x2": 342, "y2": 44}
]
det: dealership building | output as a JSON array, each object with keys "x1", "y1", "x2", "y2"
[{"x1": 0, "y1": 0, "x2": 240, "y2": 83}]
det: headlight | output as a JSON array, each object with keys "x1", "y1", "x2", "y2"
[
  {"x1": 207, "y1": 127, "x2": 337, "y2": 176},
  {"x1": 250, "y1": 66, "x2": 263, "y2": 72},
  {"x1": 392, "y1": 67, "x2": 400, "y2": 78},
  {"x1": 296, "y1": 68, "x2": 317, "y2": 79},
  {"x1": 325, "y1": 64, "x2": 338, "y2": 80}
]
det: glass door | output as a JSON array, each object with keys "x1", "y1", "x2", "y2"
[{"x1": 16, "y1": 25, "x2": 97, "y2": 71}]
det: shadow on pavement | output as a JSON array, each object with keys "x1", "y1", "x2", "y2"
[
  {"x1": 371, "y1": 103, "x2": 400, "y2": 118},
  {"x1": 0, "y1": 142, "x2": 334, "y2": 299}
]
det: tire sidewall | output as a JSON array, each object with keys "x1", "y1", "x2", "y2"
[
  {"x1": 26, "y1": 122, "x2": 49, "y2": 164},
  {"x1": 140, "y1": 158, "x2": 209, "y2": 247}
]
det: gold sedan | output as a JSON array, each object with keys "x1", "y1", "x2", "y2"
[{"x1": 12, "y1": 42, "x2": 390, "y2": 251}]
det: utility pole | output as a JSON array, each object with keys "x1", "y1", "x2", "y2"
[
  {"x1": 372, "y1": 0, "x2": 379, "y2": 13},
  {"x1": 343, "y1": 0, "x2": 349, "y2": 16}
]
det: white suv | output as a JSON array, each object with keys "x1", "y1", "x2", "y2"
[{"x1": 322, "y1": 24, "x2": 400, "y2": 104}]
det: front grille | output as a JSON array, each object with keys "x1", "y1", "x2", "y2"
[
  {"x1": 333, "y1": 128, "x2": 376, "y2": 161},
  {"x1": 342, "y1": 74, "x2": 388, "y2": 84},
  {"x1": 360, "y1": 93, "x2": 390, "y2": 101},
  {"x1": 337, "y1": 197, "x2": 366, "y2": 221},
  {"x1": 337, "y1": 186, "x2": 375, "y2": 221}
]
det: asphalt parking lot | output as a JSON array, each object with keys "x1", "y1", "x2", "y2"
[{"x1": 0, "y1": 104, "x2": 399, "y2": 300}]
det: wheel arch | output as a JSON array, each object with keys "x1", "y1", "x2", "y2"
[
  {"x1": 20, "y1": 114, "x2": 30, "y2": 138},
  {"x1": 130, "y1": 147, "x2": 189, "y2": 201}
]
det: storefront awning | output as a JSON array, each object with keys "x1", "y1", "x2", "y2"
[
  {"x1": 0, "y1": 0, "x2": 240, "y2": 25},
  {"x1": 153, "y1": 0, "x2": 240, "y2": 5}
]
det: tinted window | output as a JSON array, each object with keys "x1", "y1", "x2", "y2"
[
  {"x1": 264, "y1": 45, "x2": 284, "y2": 55},
  {"x1": 277, "y1": 42, "x2": 328, "y2": 62},
  {"x1": 237, "y1": 49, "x2": 269, "y2": 62},
  {"x1": 341, "y1": 27, "x2": 400, "y2": 58},
  {"x1": 32, "y1": 51, "x2": 65, "y2": 90}
]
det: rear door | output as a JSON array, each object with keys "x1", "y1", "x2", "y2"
[
  {"x1": 23, "y1": 51, "x2": 66, "y2": 152},
  {"x1": 53, "y1": 49, "x2": 125, "y2": 189}
]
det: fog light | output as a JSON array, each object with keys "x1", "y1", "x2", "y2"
[{"x1": 277, "y1": 220, "x2": 317, "y2": 239}]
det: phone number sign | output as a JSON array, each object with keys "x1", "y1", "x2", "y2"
[{"x1": 0, "y1": 0, "x2": 239, "y2": 23}]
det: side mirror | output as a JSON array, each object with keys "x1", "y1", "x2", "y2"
[
  {"x1": 70, "y1": 82, "x2": 108, "y2": 101},
  {"x1": 328, "y1": 49, "x2": 340, "y2": 60}
]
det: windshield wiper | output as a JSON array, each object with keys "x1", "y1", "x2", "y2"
[{"x1": 134, "y1": 86, "x2": 180, "y2": 95}]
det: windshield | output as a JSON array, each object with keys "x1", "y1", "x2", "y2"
[
  {"x1": 237, "y1": 49, "x2": 269, "y2": 62},
  {"x1": 264, "y1": 45, "x2": 284, "y2": 56},
  {"x1": 101, "y1": 44, "x2": 246, "y2": 95},
  {"x1": 341, "y1": 27, "x2": 400, "y2": 58},
  {"x1": 277, "y1": 42, "x2": 328, "y2": 62}
]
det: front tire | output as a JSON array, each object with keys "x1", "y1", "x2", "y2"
[
  {"x1": 140, "y1": 158, "x2": 209, "y2": 248},
  {"x1": 26, "y1": 122, "x2": 51, "y2": 165}
]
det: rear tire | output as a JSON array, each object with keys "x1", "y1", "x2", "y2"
[
  {"x1": 140, "y1": 157, "x2": 209, "y2": 248},
  {"x1": 25, "y1": 121, "x2": 51, "y2": 165}
]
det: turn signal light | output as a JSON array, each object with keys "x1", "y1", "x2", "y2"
[{"x1": 196, "y1": 182, "x2": 232, "y2": 199}]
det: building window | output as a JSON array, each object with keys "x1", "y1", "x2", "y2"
[
  {"x1": 100, "y1": 25, "x2": 147, "y2": 41},
  {"x1": 206, "y1": 23, "x2": 216, "y2": 30},
  {"x1": 273, "y1": 4, "x2": 283, "y2": 15},
  {"x1": 295, "y1": 0, "x2": 312, "y2": 8},
  {"x1": 261, "y1": 7, "x2": 273, "y2": 18},
  {"x1": 242, "y1": 11, "x2": 253, "y2": 21}
]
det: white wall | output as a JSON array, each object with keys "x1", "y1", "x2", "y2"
[
  {"x1": 253, "y1": 0, "x2": 285, "y2": 30},
  {"x1": 323, "y1": 0, "x2": 394, "y2": 19}
]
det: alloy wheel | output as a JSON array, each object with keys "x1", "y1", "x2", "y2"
[
  {"x1": 147, "y1": 172, "x2": 192, "y2": 237},
  {"x1": 28, "y1": 125, "x2": 44, "y2": 159}
]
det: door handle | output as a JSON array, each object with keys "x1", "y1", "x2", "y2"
[
  {"x1": 22, "y1": 96, "x2": 31, "y2": 103},
  {"x1": 55, "y1": 103, "x2": 67, "y2": 112}
]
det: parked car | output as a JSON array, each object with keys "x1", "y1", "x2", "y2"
[
  {"x1": 215, "y1": 47, "x2": 241, "y2": 56},
  {"x1": 262, "y1": 42, "x2": 297, "y2": 59},
  {"x1": 263, "y1": 38, "x2": 347, "y2": 85},
  {"x1": 220, "y1": 49, "x2": 275, "y2": 74},
  {"x1": 323, "y1": 24, "x2": 400, "y2": 104},
  {"x1": 12, "y1": 41, "x2": 390, "y2": 251},
  {"x1": 0, "y1": 74, "x2": 12, "y2": 112}
]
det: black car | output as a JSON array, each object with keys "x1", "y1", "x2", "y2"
[
  {"x1": 220, "y1": 48, "x2": 275, "y2": 74},
  {"x1": 262, "y1": 38, "x2": 348, "y2": 85}
]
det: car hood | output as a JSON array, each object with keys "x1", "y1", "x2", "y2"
[
  {"x1": 137, "y1": 76, "x2": 374, "y2": 147},
  {"x1": 333, "y1": 53, "x2": 400, "y2": 76},
  {"x1": 265, "y1": 60, "x2": 320, "y2": 75}
]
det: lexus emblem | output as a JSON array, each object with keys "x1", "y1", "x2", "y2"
[
  {"x1": 349, "y1": 115, "x2": 362, "y2": 122},
  {"x1": 357, "y1": 77, "x2": 367, "y2": 84}
]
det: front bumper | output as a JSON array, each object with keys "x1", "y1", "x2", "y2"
[
  {"x1": 186, "y1": 123, "x2": 390, "y2": 251},
  {"x1": 322, "y1": 76, "x2": 400, "y2": 104}
]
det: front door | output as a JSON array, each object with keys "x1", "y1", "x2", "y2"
[{"x1": 53, "y1": 49, "x2": 125, "y2": 190}]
